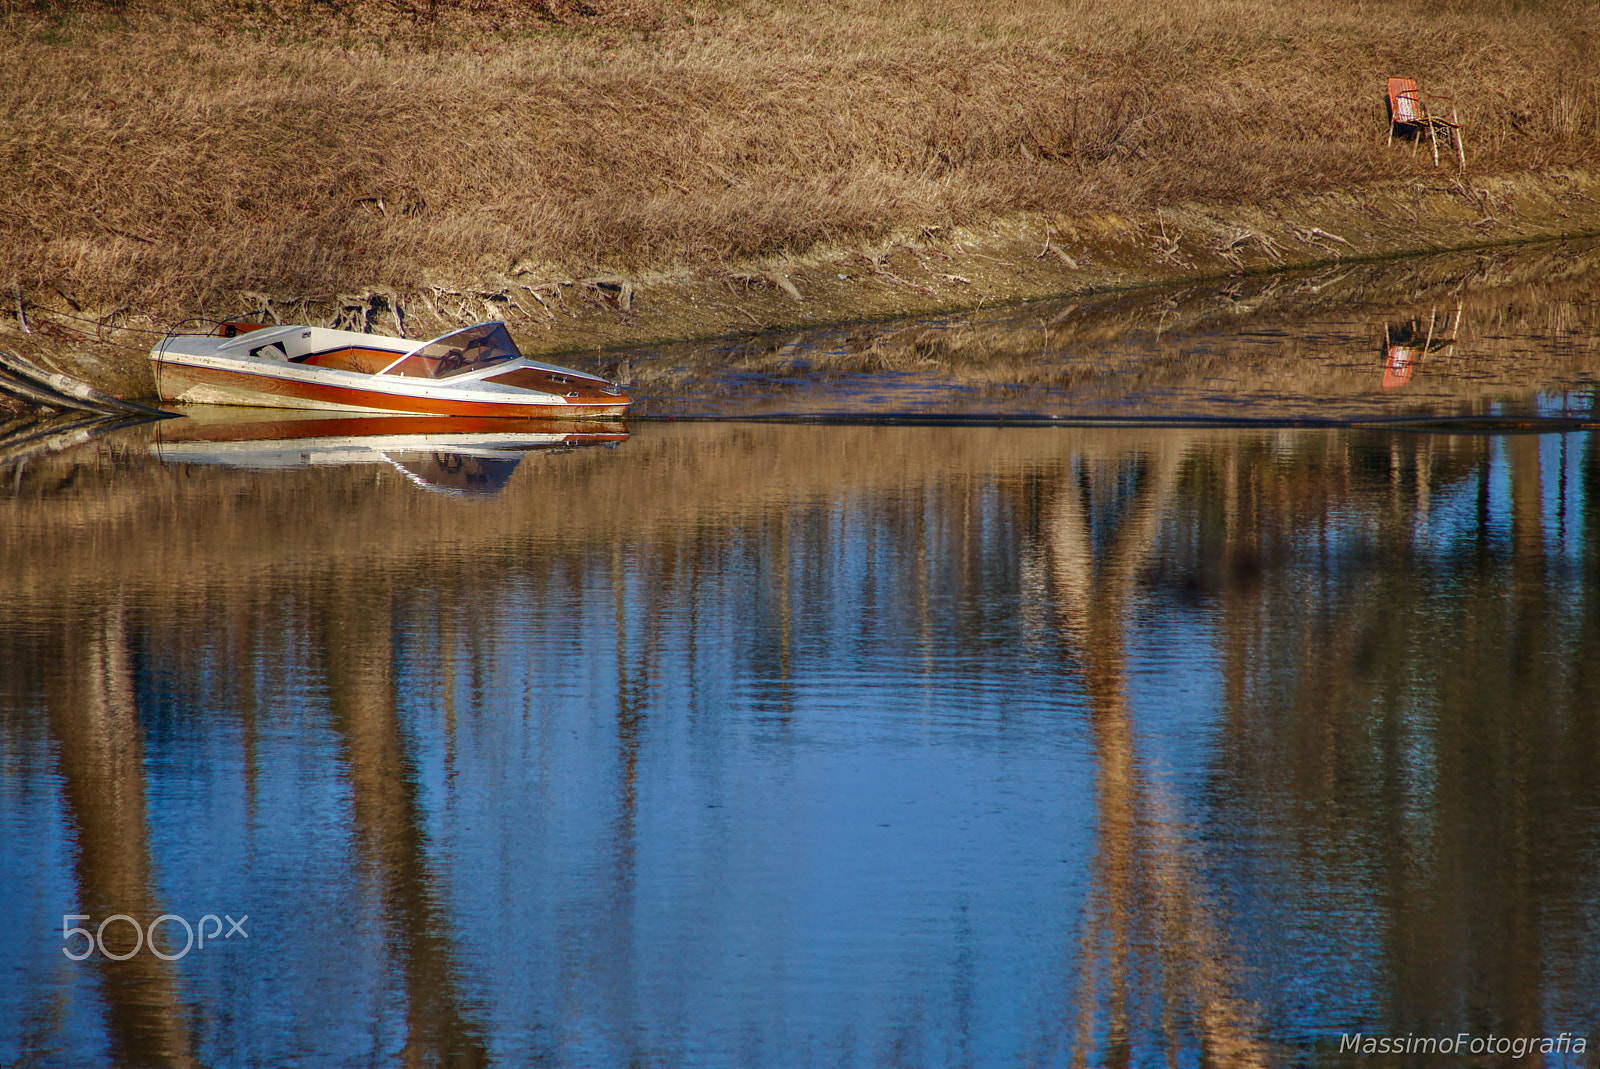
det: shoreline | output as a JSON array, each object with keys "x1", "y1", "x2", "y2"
[{"x1": 3, "y1": 168, "x2": 1599, "y2": 403}]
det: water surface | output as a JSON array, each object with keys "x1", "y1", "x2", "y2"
[
  {"x1": 3, "y1": 241, "x2": 1600, "y2": 1067},
  {"x1": 622, "y1": 237, "x2": 1600, "y2": 425}
]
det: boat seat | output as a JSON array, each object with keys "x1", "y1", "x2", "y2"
[
  {"x1": 248, "y1": 342, "x2": 289, "y2": 361},
  {"x1": 295, "y1": 348, "x2": 403, "y2": 375}
]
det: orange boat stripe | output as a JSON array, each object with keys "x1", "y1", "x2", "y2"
[{"x1": 161, "y1": 361, "x2": 630, "y2": 417}]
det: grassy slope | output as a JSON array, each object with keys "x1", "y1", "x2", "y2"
[{"x1": 1, "y1": 0, "x2": 1597, "y2": 333}]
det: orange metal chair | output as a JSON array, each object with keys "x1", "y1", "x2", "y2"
[{"x1": 1387, "y1": 77, "x2": 1465, "y2": 169}]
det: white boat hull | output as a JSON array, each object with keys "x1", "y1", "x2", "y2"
[{"x1": 150, "y1": 321, "x2": 631, "y2": 418}]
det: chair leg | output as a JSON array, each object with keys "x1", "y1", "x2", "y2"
[
  {"x1": 1428, "y1": 121, "x2": 1440, "y2": 167},
  {"x1": 1453, "y1": 107, "x2": 1466, "y2": 169}
]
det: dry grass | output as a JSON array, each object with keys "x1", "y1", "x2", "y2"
[{"x1": 1, "y1": 0, "x2": 1597, "y2": 322}]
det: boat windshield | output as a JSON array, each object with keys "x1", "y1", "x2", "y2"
[{"x1": 382, "y1": 322, "x2": 522, "y2": 380}]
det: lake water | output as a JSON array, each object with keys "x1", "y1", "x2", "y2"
[{"x1": 3, "y1": 239, "x2": 1600, "y2": 1067}]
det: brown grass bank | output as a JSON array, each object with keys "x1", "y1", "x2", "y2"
[{"x1": 1, "y1": 0, "x2": 1598, "y2": 390}]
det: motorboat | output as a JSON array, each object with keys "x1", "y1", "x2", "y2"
[
  {"x1": 152, "y1": 408, "x2": 628, "y2": 495},
  {"x1": 151, "y1": 319, "x2": 630, "y2": 417}
]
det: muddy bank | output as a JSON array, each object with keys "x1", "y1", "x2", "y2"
[{"x1": 3, "y1": 169, "x2": 1598, "y2": 404}]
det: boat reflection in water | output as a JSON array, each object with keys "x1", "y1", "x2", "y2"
[{"x1": 151, "y1": 409, "x2": 628, "y2": 495}]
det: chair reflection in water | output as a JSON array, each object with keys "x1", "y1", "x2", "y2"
[
  {"x1": 1383, "y1": 303, "x2": 1462, "y2": 390},
  {"x1": 1387, "y1": 77, "x2": 1466, "y2": 169}
]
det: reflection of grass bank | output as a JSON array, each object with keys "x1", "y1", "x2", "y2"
[
  {"x1": 621, "y1": 236, "x2": 1600, "y2": 422},
  {"x1": 2, "y1": 0, "x2": 1598, "y2": 390}
]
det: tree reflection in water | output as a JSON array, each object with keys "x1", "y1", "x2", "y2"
[{"x1": 2, "y1": 418, "x2": 1599, "y2": 1066}]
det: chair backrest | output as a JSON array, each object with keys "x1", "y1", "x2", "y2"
[{"x1": 1388, "y1": 77, "x2": 1425, "y2": 123}]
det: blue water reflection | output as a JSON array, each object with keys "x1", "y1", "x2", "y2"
[{"x1": 4, "y1": 421, "x2": 1600, "y2": 1064}]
